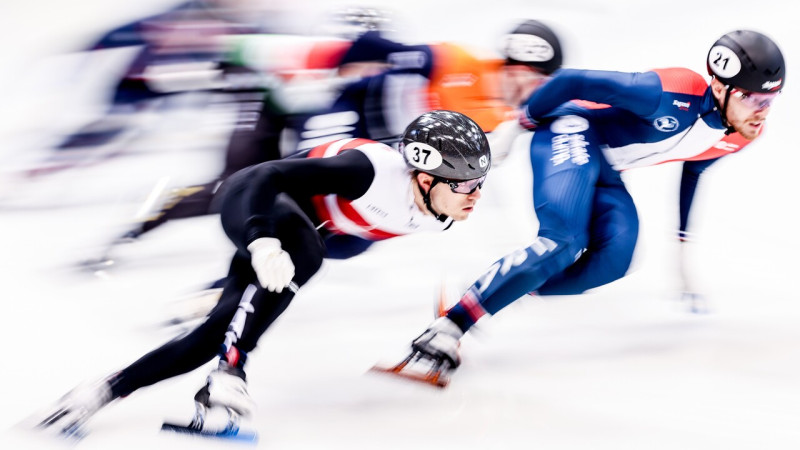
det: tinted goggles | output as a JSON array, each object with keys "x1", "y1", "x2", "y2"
[
  {"x1": 440, "y1": 175, "x2": 486, "y2": 194},
  {"x1": 730, "y1": 88, "x2": 780, "y2": 110}
]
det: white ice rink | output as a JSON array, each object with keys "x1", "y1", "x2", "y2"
[{"x1": 1, "y1": 1, "x2": 799, "y2": 449}]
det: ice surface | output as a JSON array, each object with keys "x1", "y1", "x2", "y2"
[{"x1": 1, "y1": 1, "x2": 799, "y2": 449}]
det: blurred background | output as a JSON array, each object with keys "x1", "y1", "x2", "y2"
[{"x1": 1, "y1": 1, "x2": 798, "y2": 449}]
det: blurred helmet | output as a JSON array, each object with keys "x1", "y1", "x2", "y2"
[
  {"x1": 338, "y1": 30, "x2": 410, "y2": 66},
  {"x1": 401, "y1": 110, "x2": 491, "y2": 181},
  {"x1": 502, "y1": 19, "x2": 563, "y2": 75},
  {"x1": 324, "y1": 6, "x2": 391, "y2": 40},
  {"x1": 707, "y1": 30, "x2": 785, "y2": 93}
]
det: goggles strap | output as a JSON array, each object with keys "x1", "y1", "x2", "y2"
[
  {"x1": 719, "y1": 86, "x2": 736, "y2": 135},
  {"x1": 420, "y1": 176, "x2": 449, "y2": 222}
]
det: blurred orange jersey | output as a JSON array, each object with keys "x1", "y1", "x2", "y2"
[{"x1": 427, "y1": 42, "x2": 514, "y2": 132}]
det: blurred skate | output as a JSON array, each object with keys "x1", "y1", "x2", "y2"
[
  {"x1": 371, "y1": 317, "x2": 463, "y2": 388},
  {"x1": 371, "y1": 351, "x2": 455, "y2": 388},
  {"x1": 160, "y1": 283, "x2": 224, "y2": 330},
  {"x1": 162, "y1": 288, "x2": 258, "y2": 442},
  {"x1": 162, "y1": 360, "x2": 257, "y2": 443},
  {"x1": 78, "y1": 176, "x2": 171, "y2": 273},
  {"x1": 30, "y1": 377, "x2": 115, "y2": 441},
  {"x1": 435, "y1": 274, "x2": 472, "y2": 318},
  {"x1": 680, "y1": 291, "x2": 709, "y2": 314},
  {"x1": 677, "y1": 238, "x2": 709, "y2": 314},
  {"x1": 161, "y1": 409, "x2": 257, "y2": 443},
  {"x1": 78, "y1": 229, "x2": 141, "y2": 272},
  {"x1": 23, "y1": 113, "x2": 145, "y2": 180},
  {"x1": 435, "y1": 283, "x2": 449, "y2": 318}
]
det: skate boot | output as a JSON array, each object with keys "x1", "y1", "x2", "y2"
[
  {"x1": 372, "y1": 317, "x2": 463, "y2": 388},
  {"x1": 161, "y1": 360, "x2": 257, "y2": 441},
  {"x1": 78, "y1": 225, "x2": 144, "y2": 272},
  {"x1": 190, "y1": 360, "x2": 255, "y2": 432},
  {"x1": 161, "y1": 285, "x2": 223, "y2": 330},
  {"x1": 206, "y1": 360, "x2": 255, "y2": 417},
  {"x1": 36, "y1": 377, "x2": 115, "y2": 439}
]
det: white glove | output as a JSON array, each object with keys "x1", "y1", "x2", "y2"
[{"x1": 247, "y1": 237, "x2": 295, "y2": 292}]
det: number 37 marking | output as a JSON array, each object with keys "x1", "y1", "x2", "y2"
[{"x1": 412, "y1": 148, "x2": 431, "y2": 164}]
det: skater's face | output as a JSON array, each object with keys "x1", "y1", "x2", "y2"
[
  {"x1": 500, "y1": 65, "x2": 548, "y2": 107},
  {"x1": 416, "y1": 173, "x2": 483, "y2": 221},
  {"x1": 712, "y1": 78, "x2": 779, "y2": 140}
]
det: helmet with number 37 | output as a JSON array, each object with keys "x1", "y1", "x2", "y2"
[{"x1": 400, "y1": 110, "x2": 491, "y2": 181}]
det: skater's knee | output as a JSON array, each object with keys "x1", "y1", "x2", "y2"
[
  {"x1": 607, "y1": 228, "x2": 638, "y2": 276},
  {"x1": 538, "y1": 229, "x2": 588, "y2": 255}
]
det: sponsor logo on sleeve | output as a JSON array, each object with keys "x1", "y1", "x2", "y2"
[
  {"x1": 713, "y1": 141, "x2": 740, "y2": 152},
  {"x1": 653, "y1": 116, "x2": 679, "y2": 132},
  {"x1": 672, "y1": 100, "x2": 691, "y2": 111}
]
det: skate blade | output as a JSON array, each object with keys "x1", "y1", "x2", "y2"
[
  {"x1": 159, "y1": 288, "x2": 222, "y2": 329},
  {"x1": 14, "y1": 409, "x2": 88, "y2": 445},
  {"x1": 161, "y1": 422, "x2": 258, "y2": 444},
  {"x1": 369, "y1": 364, "x2": 450, "y2": 388},
  {"x1": 74, "y1": 252, "x2": 119, "y2": 278},
  {"x1": 680, "y1": 291, "x2": 710, "y2": 314},
  {"x1": 435, "y1": 283, "x2": 448, "y2": 318}
]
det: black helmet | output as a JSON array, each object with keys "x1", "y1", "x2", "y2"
[
  {"x1": 401, "y1": 110, "x2": 491, "y2": 181},
  {"x1": 707, "y1": 30, "x2": 785, "y2": 93},
  {"x1": 324, "y1": 6, "x2": 391, "y2": 40},
  {"x1": 502, "y1": 19, "x2": 563, "y2": 75}
]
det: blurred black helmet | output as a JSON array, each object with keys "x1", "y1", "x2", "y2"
[
  {"x1": 325, "y1": 6, "x2": 391, "y2": 40},
  {"x1": 707, "y1": 30, "x2": 785, "y2": 93},
  {"x1": 502, "y1": 19, "x2": 563, "y2": 75},
  {"x1": 401, "y1": 111, "x2": 490, "y2": 181}
]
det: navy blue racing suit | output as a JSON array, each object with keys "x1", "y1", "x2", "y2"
[{"x1": 447, "y1": 67, "x2": 761, "y2": 330}]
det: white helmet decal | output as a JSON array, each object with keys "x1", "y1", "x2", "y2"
[
  {"x1": 708, "y1": 45, "x2": 742, "y2": 78},
  {"x1": 504, "y1": 33, "x2": 554, "y2": 63},
  {"x1": 762, "y1": 79, "x2": 782, "y2": 91}
]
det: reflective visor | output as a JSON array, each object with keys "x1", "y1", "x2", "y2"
[
  {"x1": 731, "y1": 88, "x2": 780, "y2": 109},
  {"x1": 445, "y1": 175, "x2": 486, "y2": 194}
]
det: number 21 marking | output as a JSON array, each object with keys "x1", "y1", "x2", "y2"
[{"x1": 713, "y1": 52, "x2": 729, "y2": 70}]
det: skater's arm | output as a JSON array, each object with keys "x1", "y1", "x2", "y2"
[
  {"x1": 678, "y1": 157, "x2": 722, "y2": 240},
  {"x1": 241, "y1": 150, "x2": 375, "y2": 243},
  {"x1": 523, "y1": 68, "x2": 664, "y2": 123}
]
